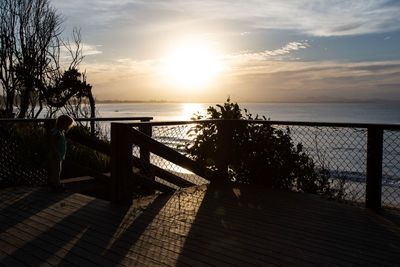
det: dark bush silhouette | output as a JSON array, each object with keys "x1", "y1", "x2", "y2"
[
  {"x1": 185, "y1": 99, "x2": 334, "y2": 195},
  {"x1": 0, "y1": 123, "x2": 110, "y2": 188}
]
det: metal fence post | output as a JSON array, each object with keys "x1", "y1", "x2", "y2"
[
  {"x1": 110, "y1": 123, "x2": 133, "y2": 205},
  {"x1": 365, "y1": 126, "x2": 383, "y2": 210}
]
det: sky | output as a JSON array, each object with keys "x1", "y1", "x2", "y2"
[{"x1": 52, "y1": 0, "x2": 400, "y2": 102}]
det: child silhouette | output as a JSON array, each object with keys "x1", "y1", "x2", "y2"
[{"x1": 47, "y1": 115, "x2": 75, "y2": 192}]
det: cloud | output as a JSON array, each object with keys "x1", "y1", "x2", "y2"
[
  {"x1": 53, "y1": 0, "x2": 400, "y2": 37},
  {"x1": 262, "y1": 42, "x2": 309, "y2": 57},
  {"x1": 82, "y1": 43, "x2": 102, "y2": 56},
  {"x1": 82, "y1": 45, "x2": 400, "y2": 102},
  {"x1": 331, "y1": 23, "x2": 364, "y2": 33},
  {"x1": 240, "y1": 60, "x2": 400, "y2": 101},
  {"x1": 58, "y1": 42, "x2": 102, "y2": 67},
  {"x1": 222, "y1": 41, "x2": 309, "y2": 64}
]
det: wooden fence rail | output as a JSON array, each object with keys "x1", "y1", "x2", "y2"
[
  {"x1": 1, "y1": 118, "x2": 396, "y2": 209},
  {"x1": 110, "y1": 123, "x2": 213, "y2": 204},
  {"x1": 110, "y1": 120, "x2": 399, "y2": 209}
]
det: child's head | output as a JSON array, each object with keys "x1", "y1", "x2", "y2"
[{"x1": 56, "y1": 115, "x2": 75, "y2": 132}]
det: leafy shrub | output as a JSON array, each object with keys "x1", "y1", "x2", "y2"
[
  {"x1": 185, "y1": 99, "x2": 334, "y2": 195},
  {"x1": 0, "y1": 122, "x2": 48, "y2": 187},
  {"x1": 0, "y1": 122, "x2": 110, "y2": 187},
  {"x1": 65, "y1": 125, "x2": 110, "y2": 176}
]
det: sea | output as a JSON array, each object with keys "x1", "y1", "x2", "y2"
[
  {"x1": 96, "y1": 102, "x2": 400, "y2": 205},
  {"x1": 96, "y1": 102, "x2": 400, "y2": 124}
]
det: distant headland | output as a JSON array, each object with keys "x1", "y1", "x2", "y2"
[{"x1": 96, "y1": 98, "x2": 400, "y2": 104}]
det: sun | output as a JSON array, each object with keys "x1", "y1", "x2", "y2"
[{"x1": 162, "y1": 41, "x2": 222, "y2": 88}]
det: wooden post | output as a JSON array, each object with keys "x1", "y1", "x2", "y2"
[
  {"x1": 365, "y1": 126, "x2": 383, "y2": 210},
  {"x1": 138, "y1": 123, "x2": 154, "y2": 180},
  {"x1": 139, "y1": 124, "x2": 152, "y2": 166},
  {"x1": 110, "y1": 123, "x2": 133, "y2": 205}
]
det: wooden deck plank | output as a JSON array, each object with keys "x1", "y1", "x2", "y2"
[
  {"x1": 0, "y1": 185, "x2": 399, "y2": 266},
  {"x1": 0, "y1": 189, "x2": 200, "y2": 266},
  {"x1": 0, "y1": 200, "x2": 164, "y2": 267},
  {"x1": 17, "y1": 191, "x2": 233, "y2": 266},
  {"x1": 167, "y1": 195, "x2": 398, "y2": 264},
  {"x1": 65, "y1": 187, "x2": 395, "y2": 266},
  {"x1": 55, "y1": 190, "x2": 286, "y2": 266},
  {"x1": 0, "y1": 248, "x2": 27, "y2": 267},
  {"x1": 0, "y1": 214, "x2": 119, "y2": 267}
]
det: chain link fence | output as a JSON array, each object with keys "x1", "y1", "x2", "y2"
[
  {"x1": 130, "y1": 121, "x2": 399, "y2": 210},
  {"x1": 0, "y1": 122, "x2": 48, "y2": 187},
  {"x1": 272, "y1": 125, "x2": 368, "y2": 205},
  {"x1": 1, "y1": 119, "x2": 399, "y2": 210},
  {"x1": 382, "y1": 130, "x2": 400, "y2": 208},
  {"x1": 131, "y1": 123, "x2": 209, "y2": 189},
  {"x1": 0, "y1": 118, "x2": 149, "y2": 189}
]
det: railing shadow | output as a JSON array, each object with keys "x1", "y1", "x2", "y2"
[
  {"x1": 99, "y1": 193, "x2": 172, "y2": 266},
  {"x1": 175, "y1": 184, "x2": 400, "y2": 266},
  {"x1": 0, "y1": 187, "x2": 69, "y2": 233},
  {"x1": 3, "y1": 192, "x2": 172, "y2": 266},
  {"x1": 1, "y1": 189, "x2": 172, "y2": 265}
]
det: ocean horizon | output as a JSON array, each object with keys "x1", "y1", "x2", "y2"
[{"x1": 97, "y1": 102, "x2": 400, "y2": 124}]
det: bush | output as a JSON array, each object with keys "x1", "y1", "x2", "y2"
[
  {"x1": 0, "y1": 122, "x2": 110, "y2": 187},
  {"x1": 0, "y1": 122, "x2": 48, "y2": 187},
  {"x1": 65, "y1": 125, "x2": 110, "y2": 176},
  {"x1": 185, "y1": 99, "x2": 334, "y2": 195}
]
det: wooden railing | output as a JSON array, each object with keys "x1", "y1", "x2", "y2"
[
  {"x1": 0, "y1": 116, "x2": 153, "y2": 136},
  {"x1": 0, "y1": 117, "x2": 152, "y2": 188},
  {"x1": 2, "y1": 117, "x2": 398, "y2": 210},
  {"x1": 110, "y1": 123, "x2": 213, "y2": 204},
  {"x1": 122, "y1": 120, "x2": 400, "y2": 210}
]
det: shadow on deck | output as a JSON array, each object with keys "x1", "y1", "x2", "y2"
[{"x1": 0, "y1": 185, "x2": 399, "y2": 266}]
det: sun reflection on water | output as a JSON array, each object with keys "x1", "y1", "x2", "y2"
[{"x1": 181, "y1": 103, "x2": 205, "y2": 120}]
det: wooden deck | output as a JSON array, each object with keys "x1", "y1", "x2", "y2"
[{"x1": 1, "y1": 185, "x2": 399, "y2": 267}]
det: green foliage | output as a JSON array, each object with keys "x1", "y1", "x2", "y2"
[
  {"x1": 65, "y1": 125, "x2": 110, "y2": 175},
  {"x1": 0, "y1": 123, "x2": 110, "y2": 187},
  {"x1": 0, "y1": 123, "x2": 48, "y2": 187},
  {"x1": 24, "y1": 123, "x2": 110, "y2": 174},
  {"x1": 185, "y1": 99, "x2": 334, "y2": 195},
  {"x1": 12, "y1": 123, "x2": 49, "y2": 169}
]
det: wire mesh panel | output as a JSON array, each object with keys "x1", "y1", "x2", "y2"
[
  {"x1": 150, "y1": 124, "x2": 209, "y2": 187},
  {"x1": 382, "y1": 130, "x2": 400, "y2": 209},
  {"x1": 0, "y1": 122, "x2": 48, "y2": 187},
  {"x1": 264, "y1": 124, "x2": 368, "y2": 204},
  {"x1": 3, "y1": 118, "x2": 399, "y2": 210},
  {"x1": 130, "y1": 124, "x2": 210, "y2": 188},
  {"x1": 130, "y1": 121, "x2": 400, "y2": 209}
]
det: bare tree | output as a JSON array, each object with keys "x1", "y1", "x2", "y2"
[
  {"x1": 0, "y1": 0, "x2": 95, "y2": 119},
  {"x1": 0, "y1": 0, "x2": 19, "y2": 116}
]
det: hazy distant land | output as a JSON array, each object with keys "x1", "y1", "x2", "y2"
[{"x1": 96, "y1": 97, "x2": 400, "y2": 104}]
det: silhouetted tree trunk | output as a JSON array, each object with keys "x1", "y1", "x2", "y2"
[
  {"x1": 88, "y1": 90, "x2": 96, "y2": 135},
  {"x1": 0, "y1": 0, "x2": 95, "y2": 119}
]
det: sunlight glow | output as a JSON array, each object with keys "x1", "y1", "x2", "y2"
[
  {"x1": 182, "y1": 103, "x2": 204, "y2": 120},
  {"x1": 162, "y1": 41, "x2": 222, "y2": 88}
]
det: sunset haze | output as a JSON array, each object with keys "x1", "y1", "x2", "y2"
[{"x1": 53, "y1": 0, "x2": 400, "y2": 102}]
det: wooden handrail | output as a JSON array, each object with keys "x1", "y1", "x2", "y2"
[
  {"x1": 67, "y1": 131, "x2": 111, "y2": 155},
  {"x1": 128, "y1": 128, "x2": 213, "y2": 180},
  {"x1": 67, "y1": 130, "x2": 195, "y2": 188},
  {"x1": 63, "y1": 119, "x2": 398, "y2": 209},
  {"x1": 125, "y1": 119, "x2": 399, "y2": 210},
  {"x1": 0, "y1": 117, "x2": 153, "y2": 123},
  {"x1": 126, "y1": 119, "x2": 400, "y2": 130},
  {"x1": 132, "y1": 156, "x2": 195, "y2": 188}
]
